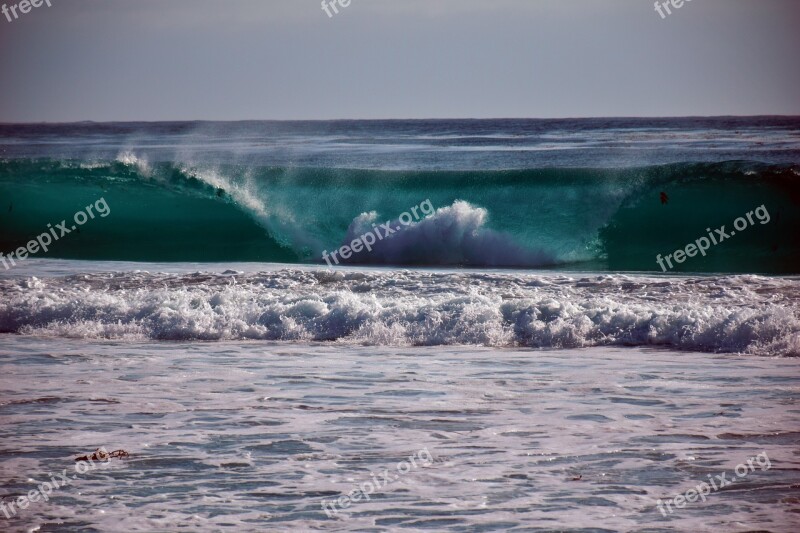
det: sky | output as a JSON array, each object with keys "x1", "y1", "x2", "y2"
[{"x1": 0, "y1": 0, "x2": 798, "y2": 122}]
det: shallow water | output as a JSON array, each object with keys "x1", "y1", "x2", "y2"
[{"x1": 1, "y1": 338, "x2": 798, "y2": 531}]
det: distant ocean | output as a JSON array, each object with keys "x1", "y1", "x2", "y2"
[{"x1": 1, "y1": 119, "x2": 799, "y2": 531}]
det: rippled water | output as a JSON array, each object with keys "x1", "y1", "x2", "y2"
[{"x1": 1, "y1": 337, "x2": 798, "y2": 531}]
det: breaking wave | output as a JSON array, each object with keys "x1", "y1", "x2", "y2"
[
  {"x1": 1, "y1": 269, "x2": 798, "y2": 356},
  {"x1": 1, "y1": 158, "x2": 798, "y2": 272}
]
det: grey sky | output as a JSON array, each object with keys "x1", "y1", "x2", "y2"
[{"x1": 0, "y1": 0, "x2": 798, "y2": 122}]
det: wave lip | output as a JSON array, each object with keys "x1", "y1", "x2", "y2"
[{"x1": 1, "y1": 270, "x2": 797, "y2": 356}]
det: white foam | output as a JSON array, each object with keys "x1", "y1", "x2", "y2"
[
  {"x1": 341, "y1": 200, "x2": 555, "y2": 267},
  {"x1": 1, "y1": 269, "x2": 797, "y2": 356}
]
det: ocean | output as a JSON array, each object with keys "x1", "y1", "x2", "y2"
[{"x1": 1, "y1": 118, "x2": 799, "y2": 531}]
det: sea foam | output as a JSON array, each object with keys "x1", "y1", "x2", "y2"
[{"x1": 1, "y1": 269, "x2": 797, "y2": 356}]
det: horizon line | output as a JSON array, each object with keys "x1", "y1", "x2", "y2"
[{"x1": 2, "y1": 114, "x2": 800, "y2": 126}]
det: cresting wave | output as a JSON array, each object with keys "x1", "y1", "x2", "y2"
[
  {"x1": 1, "y1": 269, "x2": 798, "y2": 355},
  {"x1": 1, "y1": 157, "x2": 798, "y2": 272}
]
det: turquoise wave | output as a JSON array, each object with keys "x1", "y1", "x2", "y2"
[{"x1": 0, "y1": 158, "x2": 797, "y2": 273}]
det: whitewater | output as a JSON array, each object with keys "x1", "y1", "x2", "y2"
[{"x1": 1, "y1": 260, "x2": 799, "y2": 356}]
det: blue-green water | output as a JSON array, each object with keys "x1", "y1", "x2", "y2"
[{"x1": 1, "y1": 118, "x2": 798, "y2": 273}]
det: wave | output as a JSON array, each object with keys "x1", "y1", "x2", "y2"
[
  {"x1": 1, "y1": 270, "x2": 797, "y2": 355},
  {"x1": 1, "y1": 157, "x2": 798, "y2": 272}
]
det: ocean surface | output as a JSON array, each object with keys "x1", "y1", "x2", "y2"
[
  {"x1": 1, "y1": 118, "x2": 799, "y2": 271},
  {"x1": 1, "y1": 338, "x2": 799, "y2": 531},
  {"x1": 1, "y1": 118, "x2": 799, "y2": 531}
]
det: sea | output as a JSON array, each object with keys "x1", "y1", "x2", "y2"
[{"x1": 1, "y1": 118, "x2": 799, "y2": 531}]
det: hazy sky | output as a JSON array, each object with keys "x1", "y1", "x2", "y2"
[{"x1": 0, "y1": 0, "x2": 798, "y2": 122}]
